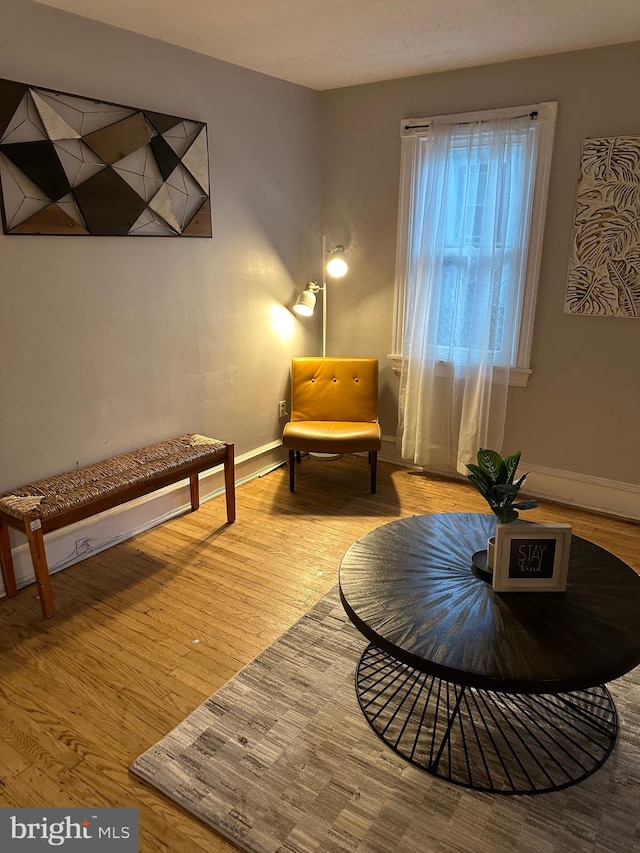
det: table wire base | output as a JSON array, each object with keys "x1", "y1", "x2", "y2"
[{"x1": 356, "y1": 644, "x2": 618, "y2": 795}]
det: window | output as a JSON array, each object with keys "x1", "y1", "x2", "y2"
[{"x1": 391, "y1": 102, "x2": 557, "y2": 386}]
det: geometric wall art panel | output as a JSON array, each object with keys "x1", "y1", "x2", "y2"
[
  {"x1": 0, "y1": 77, "x2": 211, "y2": 237},
  {"x1": 565, "y1": 137, "x2": 640, "y2": 317}
]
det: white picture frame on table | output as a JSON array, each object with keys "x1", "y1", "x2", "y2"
[{"x1": 493, "y1": 523, "x2": 572, "y2": 592}]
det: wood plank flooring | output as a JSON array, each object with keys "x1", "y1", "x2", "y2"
[{"x1": 0, "y1": 455, "x2": 638, "y2": 852}]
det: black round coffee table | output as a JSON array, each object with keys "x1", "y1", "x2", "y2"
[{"x1": 338, "y1": 513, "x2": 640, "y2": 795}]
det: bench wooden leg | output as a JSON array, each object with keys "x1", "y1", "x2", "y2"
[
  {"x1": 224, "y1": 444, "x2": 236, "y2": 523},
  {"x1": 0, "y1": 521, "x2": 17, "y2": 598},
  {"x1": 189, "y1": 474, "x2": 200, "y2": 511},
  {"x1": 24, "y1": 517, "x2": 54, "y2": 619}
]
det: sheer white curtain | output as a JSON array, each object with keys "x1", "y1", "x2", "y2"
[{"x1": 397, "y1": 114, "x2": 539, "y2": 475}]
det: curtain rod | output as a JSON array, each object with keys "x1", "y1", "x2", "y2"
[{"x1": 404, "y1": 110, "x2": 538, "y2": 132}]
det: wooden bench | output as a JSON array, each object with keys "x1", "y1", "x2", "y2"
[{"x1": 0, "y1": 434, "x2": 235, "y2": 619}]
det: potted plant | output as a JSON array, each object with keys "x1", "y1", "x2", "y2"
[
  {"x1": 466, "y1": 449, "x2": 537, "y2": 523},
  {"x1": 466, "y1": 449, "x2": 537, "y2": 571}
]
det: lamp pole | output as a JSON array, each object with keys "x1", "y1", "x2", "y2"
[{"x1": 322, "y1": 234, "x2": 327, "y2": 357}]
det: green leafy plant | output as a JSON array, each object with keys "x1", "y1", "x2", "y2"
[{"x1": 466, "y1": 449, "x2": 537, "y2": 524}]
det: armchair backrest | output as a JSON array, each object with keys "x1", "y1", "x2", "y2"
[{"x1": 291, "y1": 358, "x2": 379, "y2": 423}]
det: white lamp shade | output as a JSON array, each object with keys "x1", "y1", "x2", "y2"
[
  {"x1": 326, "y1": 245, "x2": 348, "y2": 278},
  {"x1": 293, "y1": 289, "x2": 316, "y2": 316}
]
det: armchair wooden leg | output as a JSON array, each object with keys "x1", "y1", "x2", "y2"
[
  {"x1": 289, "y1": 450, "x2": 296, "y2": 492},
  {"x1": 370, "y1": 451, "x2": 378, "y2": 494}
]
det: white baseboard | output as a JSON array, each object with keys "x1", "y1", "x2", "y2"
[
  {"x1": 1, "y1": 441, "x2": 287, "y2": 596},
  {"x1": 379, "y1": 435, "x2": 405, "y2": 466},
  {"x1": 380, "y1": 435, "x2": 640, "y2": 521},
  {"x1": 521, "y1": 462, "x2": 640, "y2": 522}
]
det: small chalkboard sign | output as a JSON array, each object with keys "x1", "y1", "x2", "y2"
[{"x1": 493, "y1": 523, "x2": 572, "y2": 592}]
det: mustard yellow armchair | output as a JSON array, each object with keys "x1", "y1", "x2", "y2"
[{"x1": 283, "y1": 357, "x2": 382, "y2": 493}]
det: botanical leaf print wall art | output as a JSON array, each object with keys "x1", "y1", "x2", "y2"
[{"x1": 565, "y1": 137, "x2": 640, "y2": 317}]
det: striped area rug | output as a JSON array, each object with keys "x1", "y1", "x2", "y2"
[{"x1": 130, "y1": 587, "x2": 640, "y2": 853}]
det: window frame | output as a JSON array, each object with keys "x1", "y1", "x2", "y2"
[{"x1": 390, "y1": 102, "x2": 558, "y2": 387}]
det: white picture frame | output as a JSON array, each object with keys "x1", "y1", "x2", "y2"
[{"x1": 493, "y1": 523, "x2": 572, "y2": 592}]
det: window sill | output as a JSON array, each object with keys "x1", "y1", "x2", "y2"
[{"x1": 387, "y1": 354, "x2": 533, "y2": 387}]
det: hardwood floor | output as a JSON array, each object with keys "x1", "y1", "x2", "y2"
[{"x1": 0, "y1": 455, "x2": 638, "y2": 851}]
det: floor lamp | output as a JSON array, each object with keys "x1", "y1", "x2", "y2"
[{"x1": 293, "y1": 235, "x2": 348, "y2": 356}]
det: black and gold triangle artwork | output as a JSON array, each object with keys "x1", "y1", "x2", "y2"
[{"x1": 0, "y1": 76, "x2": 211, "y2": 237}]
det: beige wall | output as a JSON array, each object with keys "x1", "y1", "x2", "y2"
[
  {"x1": 1, "y1": 5, "x2": 638, "y2": 496},
  {"x1": 0, "y1": 0, "x2": 322, "y2": 491},
  {"x1": 321, "y1": 42, "x2": 640, "y2": 485}
]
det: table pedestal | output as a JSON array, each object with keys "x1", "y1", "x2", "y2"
[{"x1": 357, "y1": 644, "x2": 618, "y2": 795}]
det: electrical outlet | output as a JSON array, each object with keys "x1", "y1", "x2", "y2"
[{"x1": 278, "y1": 400, "x2": 287, "y2": 418}]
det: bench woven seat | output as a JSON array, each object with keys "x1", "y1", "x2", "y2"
[
  {"x1": 0, "y1": 435, "x2": 229, "y2": 522},
  {"x1": 0, "y1": 434, "x2": 235, "y2": 618}
]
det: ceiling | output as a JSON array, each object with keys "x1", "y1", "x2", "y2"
[{"x1": 33, "y1": 0, "x2": 640, "y2": 91}]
